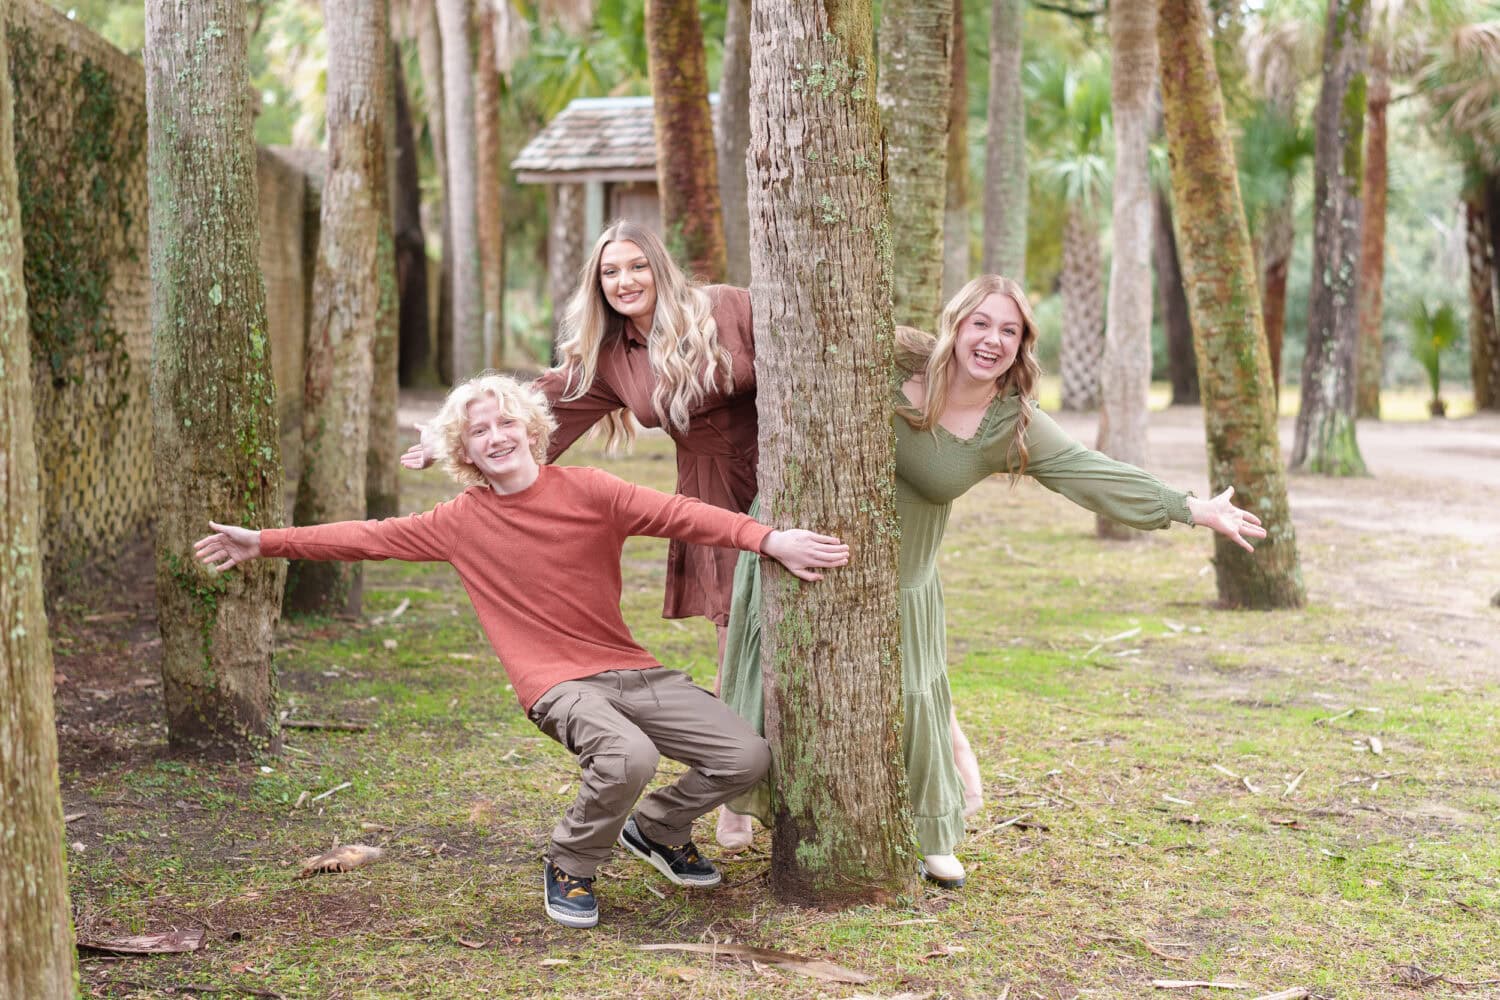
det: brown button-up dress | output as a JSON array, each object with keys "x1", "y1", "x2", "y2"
[{"x1": 532, "y1": 285, "x2": 758, "y2": 626}]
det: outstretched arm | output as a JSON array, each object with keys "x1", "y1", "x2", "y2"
[{"x1": 760, "y1": 529, "x2": 850, "y2": 582}]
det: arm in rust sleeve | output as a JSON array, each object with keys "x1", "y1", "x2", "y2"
[
  {"x1": 532, "y1": 366, "x2": 628, "y2": 463},
  {"x1": 588, "y1": 469, "x2": 772, "y2": 553},
  {"x1": 260, "y1": 501, "x2": 459, "y2": 564}
]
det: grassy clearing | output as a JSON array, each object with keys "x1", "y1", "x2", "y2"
[{"x1": 62, "y1": 430, "x2": 1498, "y2": 1000}]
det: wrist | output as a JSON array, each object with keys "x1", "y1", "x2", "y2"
[{"x1": 1185, "y1": 496, "x2": 1201, "y2": 527}]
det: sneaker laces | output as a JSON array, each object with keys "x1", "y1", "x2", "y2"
[
  {"x1": 669, "y1": 842, "x2": 701, "y2": 864},
  {"x1": 553, "y1": 868, "x2": 594, "y2": 898}
]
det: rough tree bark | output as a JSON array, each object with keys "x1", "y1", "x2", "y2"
[
  {"x1": 983, "y1": 0, "x2": 1027, "y2": 277},
  {"x1": 367, "y1": 40, "x2": 400, "y2": 520},
  {"x1": 1258, "y1": 195, "x2": 1294, "y2": 393},
  {"x1": 549, "y1": 182, "x2": 587, "y2": 342},
  {"x1": 879, "y1": 0, "x2": 953, "y2": 328},
  {"x1": 1355, "y1": 41, "x2": 1389, "y2": 418},
  {"x1": 1153, "y1": 180, "x2": 1199, "y2": 404},
  {"x1": 1158, "y1": 0, "x2": 1306, "y2": 609},
  {"x1": 1, "y1": 11, "x2": 74, "y2": 992},
  {"x1": 437, "y1": 0, "x2": 482, "y2": 375},
  {"x1": 749, "y1": 0, "x2": 916, "y2": 905},
  {"x1": 646, "y1": 0, "x2": 726, "y2": 282},
  {"x1": 1059, "y1": 205, "x2": 1104, "y2": 410},
  {"x1": 715, "y1": 0, "x2": 751, "y2": 286},
  {"x1": 1467, "y1": 186, "x2": 1500, "y2": 410},
  {"x1": 287, "y1": 0, "x2": 389, "y2": 615},
  {"x1": 1290, "y1": 0, "x2": 1369, "y2": 475},
  {"x1": 145, "y1": 0, "x2": 287, "y2": 750},
  {"x1": 392, "y1": 53, "x2": 430, "y2": 385},
  {"x1": 1096, "y1": 0, "x2": 1157, "y2": 540},
  {"x1": 475, "y1": 1, "x2": 504, "y2": 367},
  {"x1": 942, "y1": 0, "x2": 969, "y2": 299},
  {"x1": 413, "y1": 0, "x2": 453, "y2": 381}
]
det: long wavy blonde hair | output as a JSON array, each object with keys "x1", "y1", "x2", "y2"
[
  {"x1": 896, "y1": 274, "x2": 1043, "y2": 477},
  {"x1": 552, "y1": 220, "x2": 733, "y2": 449}
]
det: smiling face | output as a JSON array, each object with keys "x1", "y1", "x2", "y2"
[
  {"x1": 598, "y1": 239, "x2": 657, "y2": 332},
  {"x1": 952, "y1": 292, "x2": 1024, "y2": 388},
  {"x1": 460, "y1": 394, "x2": 540, "y2": 493}
]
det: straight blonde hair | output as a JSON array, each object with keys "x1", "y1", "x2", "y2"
[
  {"x1": 552, "y1": 220, "x2": 733, "y2": 449},
  {"x1": 896, "y1": 275, "x2": 1043, "y2": 477}
]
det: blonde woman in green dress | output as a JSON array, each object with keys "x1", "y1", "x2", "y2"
[{"x1": 719, "y1": 274, "x2": 1265, "y2": 887}]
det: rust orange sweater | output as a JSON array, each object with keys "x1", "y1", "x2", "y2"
[{"x1": 260, "y1": 465, "x2": 772, "y2": 711}]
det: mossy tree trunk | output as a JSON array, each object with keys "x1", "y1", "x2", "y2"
[
  {"x1": 1158, "y1": 0, "x2": 1306, "y2": 609},
  {"x1": 437, "y1": 0, "x2": 481, "y2": 375},
  {"x1": 1, "y1": 12, "x2": 74, "y2": 992},
  {"x1": 749, "y1": 0, "x2": 916, "y2": 905},
  {"x1": 1097, "y1": 0, "x2": 1157, "y2": 540},
  {"x1": 1153, "y1": 179, "x2": 1199, "y2": 405},
  {"x1": 715, "y1": 0, "x2": 751, "y2": 286},
  {"x1": 1059, "y1": 205, "x2": 1104, "y2": 410},
  {"x1": 287, "y1": 0, "x2": 390, "y2": 615},
  {"x1": 646, "y1": 0, "x2": 726, "y2": 282},
  {"x1": 878, "y1": 0, "x2": 953, "y2": 329},
  {"x1": 392, "y1": 54, "x2": 430, "y2": 386},
  {"x1": 474, "y1": 2, "x2": 504, "y2": 367},
  {"x1": 413, "y1": 0, "x2": 453, "y2": 382},
  {"x1": 1467, "y1": 183, "x2": 1500, "y2": 410},
  {"x1": 942, "y1": 0, "x2": 969, "y2": 299},
  {"x1": 145, "y1": 0, "x2": 288, "y2": 750},
  {"x1": 1290, "y1": 0, "x2": 1369, "y2": 476},
  {"x1": 366, "y1": 39, "x2": 400, "y2": 521},
  {"x1": 983, "y1": 0, "x2": 1027, "y2": 278},
  {"x1": 1355, "y1": 41, "x2": 1389, "y2": 419}
]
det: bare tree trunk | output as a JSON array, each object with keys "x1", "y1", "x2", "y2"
[
  {"x1": 749, "y1": 0, "x2": 915, "y2": 905},
  {"x1": 1097, "y1": 0, "x2": 1157, "y2": 540},
  {"x1": 549, "y1": 182, "x2": 587, "y2": 343},
  {"x1": 413, "y1": 0, "x2": 453, "y2": 382},
  {"x1": 367, "y1": 37, "x2": 400, "y2": 520},
  {"x1": 943, "y1": 0, "x2": 969, "y2": 300},
  {"x1": 646, "y1": 0, "x2": 726, "y2": 282},
  {"x1": 1258, "y1": 200, "x2": 1293, "y2": 393},
  {"x1": 146, "y1": 0, "x2": 288, "y2": 749},
  {"x1": 1, "y1": 14, "x2": 74, "y2": 992},
  {"x1": 1158, "y1": 0, "x2": 1305, "y2": 609},
  {"x1": 1468, "y1": 187, "x2": 1500, "y2": 410},
  {"x1": 983, "y1": 0, "x2": 1026, "y2": 277},
  {"x1": 879, "y1": 0, "x2": 953, "y2": 329},
  {"x1": 1355, "y1": 42, "x2": 1389, "y2": 419},
  {"x1": 716, "y1": 0, "x2": 751, "y2": 286},
  {"x1": 1059, "y1": 205, "x2": 1104, "y2": 410},
  {"x1": 475, "y1": 1, "x2": 504, "y2": 367},
  {"x1": 288, "y1": 0, "x2": 390, "y2": 615},
  {"x1": 1153, "y1": 180, "x2": 1199, "y2": 404},
  {"x1": 437, "y1": 0, "x2": 482, "y2": 375},
  {"x1": 392, "y1": 51, "x2": 430, "y2": 385},
  {"x1": 1290, "y1": 0, "x2": 1368, "y2": 475}
]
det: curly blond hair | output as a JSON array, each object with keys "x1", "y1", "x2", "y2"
[{"x1": 433, "y1": 373, "x2": 558, "y2": 488}]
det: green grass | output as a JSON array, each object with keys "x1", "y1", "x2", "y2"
[{"x1": 63, "y1": 433, "x2": 1499, "y2": 999}]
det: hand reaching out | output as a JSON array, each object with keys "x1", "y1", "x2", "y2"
[
  {"x1": 194, "y1": 522, "x2": 262, "y2": 573},
  {"x1": 399, "y1": 421, "x2": 438, "y2": 470},
  {"x1": 1186, "y1": 487, "x2": 1267, "y2": 553},
  {"x1": 761, "y1": 529, "x2": 851, "y2": 582}
]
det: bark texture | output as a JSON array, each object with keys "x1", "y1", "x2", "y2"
[
  {"x1": 646, "y1": 0, "x2": 726, "y2": 282},
  {"x1": 1, "y1": 11, "x2": 74, "y2": 992},
  {"x1": 1355, "y1": 42, "x2": 1389, "y2": 418},
  {"x1": 1468, "y1": 188, "x2": 1500, "y2": 410},
  {"x1": 749, "y1": 0, "x2": 915, "y2": 905},
  {"x1": 1059, "y1": 205, "x2": 1104, "y2": 410},
  {"x1": 145, "y1": 0, "x2": 287, "y2": 750},
  {"x1": 437, "y1": 0, "x2": 482, "y2": 375},
  {"x1": 983, "y1": 0, "x2": 1027, "y2": 277},
  {"x1": 942, "y1": 0, "x2": 969, "y2": 299},
  {"x1": 716, "y1": 0, "x2": 751, "y2": 286},
  {"x1": 392, "y1": 53, "x2": 430, "y2": 385},
  {"x1": 475, "y1": 3, "x2": 504, "y2": 367},
  {"x1": 367, "y1": 40, "x2": 400, "y2": 521},
  {"x1": 1097, "y1": 0, "x2": 1158, "y2": 540},
  {"x1": 1158, "y1": 0, "x2": 1305, "y2": 609},
  {"x1": 288, "y1": 0, "x2": 389, "y2": 615},
  {"x1": 1258, "y1": 198, "x2": 1294, "y2": 392},
  {"x1": 1153, "y1": 180, "x2": 1199, "y2": 404},
  {"x1": 878, "y1": 0, "x2": 953, "y2": 329},
  {"x1": 549, "y1": 182, "x2": 587, "y2": 342},
  {"x1": 413, "y1": 0, "x2": 453, "y2": 381},
  {"x1": 1290, "y1": 0, "x2": 1369, "y2": 475}
]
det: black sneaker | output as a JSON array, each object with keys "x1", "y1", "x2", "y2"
[
  {"x1": 543, "y1": 858, "x2": 598, "y2": 928},
  {"x1": 618, "y1": 815, "x2": 722, "y2": 887}
]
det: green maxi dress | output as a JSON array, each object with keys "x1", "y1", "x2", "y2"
[{"x1": 720, "y1": 387, "x2": 1195, "y2": 855}]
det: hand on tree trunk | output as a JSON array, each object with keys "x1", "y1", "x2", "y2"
[
  {"x1": 1185, "y1": 488, "x2": 1266, "y2": 553},
  {"x1": 195, "y1": 522, "x2": 264, "y2": 572}
]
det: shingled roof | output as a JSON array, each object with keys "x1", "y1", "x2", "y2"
[{"x1": 512, "y1": 94, "x2": 716, "y2": 183}]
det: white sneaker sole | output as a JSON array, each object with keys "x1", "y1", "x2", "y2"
[{"x1": 542, "y1": 874, "x2": 598, "y2": 928}]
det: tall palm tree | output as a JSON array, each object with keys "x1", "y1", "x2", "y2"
[{"x1": 983, "y1": 0, "x2": 1027, "y2": 278}]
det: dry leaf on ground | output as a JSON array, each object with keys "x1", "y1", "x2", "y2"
[{"x1": 297, "y1": 844, "x2": 383, "y2": 878}]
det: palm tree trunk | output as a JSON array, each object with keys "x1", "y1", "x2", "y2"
[
  {"x1": 1468, "y1": 185, "x2": 1500, "y2": 410},
  {"x1": 437, "y1": 0, "x2": 482, "y2": 376},
  {"x1": 367, "y1": 40, "x2": 400, "y2": 520},
  {"x1": 1158, "y1": 0, "x2": 1305, "y2": 609},
  {"x1": 943, "y1": 0, "x2": 969, "y2": 300},
  {"x1": 146, "y1": 0, "x2": 289, "y2": 747},
  {"x1": 549, "y1": 182, "x2": 587, "y2": 345},
  {"x1": 392, "y1": 52, "x2": 430, "y2": 385},
  {"x1": 1258, "y1": 198, "x2": 1294, "y2": 394},
  {"x1": 982, "y1": 0, "x2": 1026, "y2": 277},
  {"x1": 475, "y1": 1, "x2": 504, "y2": 367},
  {"x1": 715, "y1": 0, "x2": 751, "y2": 286},
  {"x1": 1153, "y1": 180, "x2": 1199, "y2": 404},
  {"x1": 412, "y1": 0, "x2": 453, "y2": 381},
  {"x1": 1290, "y1": 0, "x2": 1369, "y2": 475},
  {"x1": 879, "y1": 0, "x2": 953, "y2": 329},
  {"x1": 749, "y1": 0, "x2": 914, "y2": 905},
  {"x1": 1059, "y1": 205, "x2": 1104, "y2": 410},
  {"x1": 646, "y1": 0, "x2": 726, "y2": 282},
  {"x1": 1097, "y1": 0, "x2": 1157, "y2": 540},
  {"x1": 1355, "y1": 42, "x2": 1389, "y2": 419},
  {"x1": 1, "y1": 14, "x2": 74, "y2": 992}
]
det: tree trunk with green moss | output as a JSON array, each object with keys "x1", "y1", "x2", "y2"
[
  {"x1": 1290, "y1": 0, "x2": 1369, "y2": 475},
  {"x1": 942, "y1": 0, "x2": 969, "y2": 298},
  {"x1": 879, "y1": 0, "x2": 952, "y2": 329},
  {"x1": 646, "y1": 0, "x2": 726, "y2": 282},
  {"x1": 1158, "y1": 0, "x2": 1305, "y2": 609},
  {"x1": 145, "y1": 0, "x2": 288, "y2": 750},
  {"x1": 288, "y1": 0, "x2": 389, "y2": 615},
  {"x1": 750, "y1": 0, "x2": 915, "y2": 906},
  {"x1": 1, "y1": 12, "x2": 74, "y2": 992},
  {"x1": 1355, "y1": 41, "x2": 1389, "y2": 419},
  {"x1": 983, "y1": 0, "x2": 1026, "y2": 278}
]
